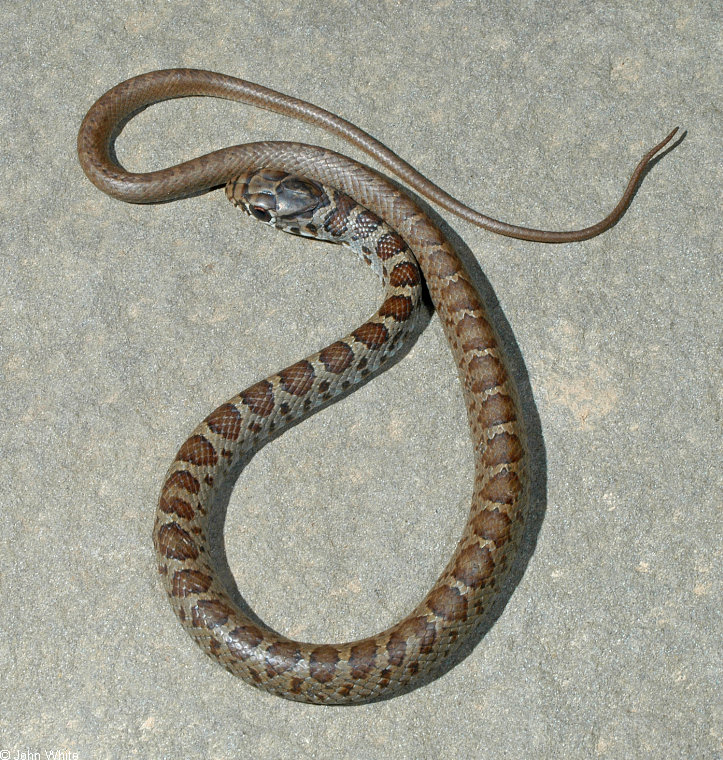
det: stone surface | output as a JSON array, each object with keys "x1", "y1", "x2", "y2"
[{"x1": 0, "y1": 1, "x2": 719, "y2": 758}]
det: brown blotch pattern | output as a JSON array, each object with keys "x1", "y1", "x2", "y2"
[
  {"x1": 389, "y1": 261, "x2": 421, "y2": 287},
  {"x1": 482, "y1": 432, "x2": 523, "y2": 468},
  {"x1": 172, "y1": 568, "x2": 213, "y2": 597},
  {"x1": 375, "y1": 232, "x2": 407, "y2": 260},
  {"x1": 265, "y1": 641, "x2": 302, "y2": 676},
  {"x1": 145, "y1": 162, "x2": 530, "y2": 703},
  {"x1": 320, "y1": 341, "x2": 354, "y2": 374},
  {"x1": 226, "y1": 624, "x2": 264, "y2": 656},
  {"x1": 376, "y1": 668, "x2": 394, "y2": 692},
  {"x1": 455, "y1": 314, "x2": 497, "y2": 352},
  {"x1": 471, "y1": 508, "x2": 512, "y2": 546},
  {"x1": 407, "y1": 216, "x2": 443, "y2": 247},
  {"x1": 350, "y1": 209, "x2": 380, "y2": 239},
  {"x1": 163, "y1": 469, "x2": 200, "y2": 494},
  {"x1": 156, "y1": 522, "x2": 199, "y2": 562},
  {"x1": 404, "y1": 616, "x2": 438, "y2": 655},
  {"x1": 176, "y1": 435, "x2": 218, "y2": 467},
  {"x1": 427, "y1": 249, "x2": 459, "y2": 278},
  {"x1": 476, "y1": 393, "x2": 516, "y2": 429},
  {"x1": 348, "y1": 640, "x2": 378, "y2": 678},
  {"x1": 379, "y1": 294, "x2": 414, "y2": 322},
  {"x1": 386, "y1": 631, "x2": 408, "y2": 667},
  {"x1": 352, "y1": 322, "x2": 389, "y2": 348},
  {"x1": 288, "y1": 676, "x2": 304, "y2": 693},
  {"x1": 240, "y1": 380, "x2": 275, "y2": 416},
  {"x1": 389, "y1": 617, "x2": 438, "y2": 660},
  {"x1": 323, "y1": 193, "x2": 356, "y2": 237},
  {"x1": 309, "y1": 646, "x2": 340, "y2": 683},
  {"x1": 443, "y1": 277, "x2": 480, "y2": 313},
  {"x1": 279, "y1": 360, "x2": 315, "y2": 396},
  {"x1": 191, "y1": 599, "x2": 234, "y2": 628},
  {"x1": 480, "y1": 470, "x2": 522, "y2": 505},
  {"x1": 205, "y1": 403, "x2": 243, "y2": 440},
  {"x1": 454, "y1": 543, "x2": 495, "y2": 588},
  {"x1": 427, "y1": 585, "x2": 468, "y2": 622},
  {"x1": 466, "y1": 353, "x2": 506, "y2": 393},
  {"x1": 158, "y1": 494, "x2": 195, "y2": 520}
]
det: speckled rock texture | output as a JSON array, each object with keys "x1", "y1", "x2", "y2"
[{"x1": 0, "y1": 1, "x2": 719, "y2": 757}]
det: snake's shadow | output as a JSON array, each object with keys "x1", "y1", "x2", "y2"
[{"x1": 203, "y1": 185, "x2": 547, "y2": 704}]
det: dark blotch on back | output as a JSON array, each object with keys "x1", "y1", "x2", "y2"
[
  {"x1": 352, "y1": 322, "x2": 388, "y2": 348},
  {"x1": 172, "y1": 568, "x2": 212, "y2": 597},
  {"x1": 466, "y1": 354, "x2": 507, "y2": 394},
  {"x1": 471, "y1": 507, "x2": 512, "y2": 546},
  {"x1": 427, "y1": 584, "x2": 468, "y2": 622},
  {"x1": 379, "y1": 295, "x2": 414, "y2": 322},
  {"x1": 319, "y1": 341, "x2": 354, "y2": 374},
  {"x1": 480, "y1": 470, "x2": 522, "y2": 505},
  {"x1": 376, "y1": 231, "x2": 407, "y2": 260},
  {"x1": 240, "y1": 380, "x2": 275, "y2": 417},
  {"x1": 455, "y1": 314, "x2": 497, "y2": 352},
  {"x1": 265, "y1": 641, "x2": 301, "y2": 676},
  {"x1": 390, "y1": 616, "x2": 438, "y2": 658},
  {"x1": 176, "y1": 435, "x2": 218, "y2": 467},
  {"x1": 155, "y1": 522, "x2": 199, "y2": 561},
  {"x1": 159, "y1": 494, "x2": 195, "y2": 520},
  {"x1": 443, "y1": 277, "x2": 480, "y2": 313},
  {"x1": 205, "y1": 403, "x2": 243, "y2": 440},
  {"x1": 279, "y1": 360, "x2": 315, "y2": 396},
  {"x1": 350, "y1": 209, "x2": 381, "y2": 240},
  {"x1": 163, "y1": 469, "x2": 200, "y2": 495},
  {"x1": 477, "y1": 393, "x2": 516, "y2": 429},
  {"x1": 482, "y1": 432, "x2": 523, "y2": 468},
  {"x1": 309, "y1": 645, "x2": 340, "y2": 683},
  {"x1": 191, "y1": 599, "x2": 234, "y2": 628},
  {"x1": 323, "y1": 193, "x2": 356, "y2": 237},
  {"x1": 453, "y1": 543, "x2": 495, "y2": 588},
  {"x1": 226, "y1": 624, "x2": 264, "y2": 659},
  {"x1": 389, "y1": 261, "x2": 421, "y2": 287},
  {"x1": 348, "y1": 640, "x2": 378, "y2": 678}
]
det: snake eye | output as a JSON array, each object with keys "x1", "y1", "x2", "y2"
[{"x1": 250, "y1": 206, "x2": 272, "y2": 222}]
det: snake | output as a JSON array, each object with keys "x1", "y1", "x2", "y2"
[{"x1": 77, "y1": 69, "x2": 676, "y2": 704}]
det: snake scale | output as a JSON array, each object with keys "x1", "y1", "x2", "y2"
[{"x1": 77, "y1": 69, "x2": 675, "y2": 704}]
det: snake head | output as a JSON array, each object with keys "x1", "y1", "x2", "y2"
[{"x1": 226, "y1": 169, "x2": 328, "y2": 236}]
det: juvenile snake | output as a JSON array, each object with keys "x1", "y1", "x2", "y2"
[{"x1": 77, "y1": 69, "x2": 675, "y2": 704}]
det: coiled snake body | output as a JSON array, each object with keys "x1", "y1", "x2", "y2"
[{"x1": 78, "y1": 69, "x2": 675, "y2": 704}]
